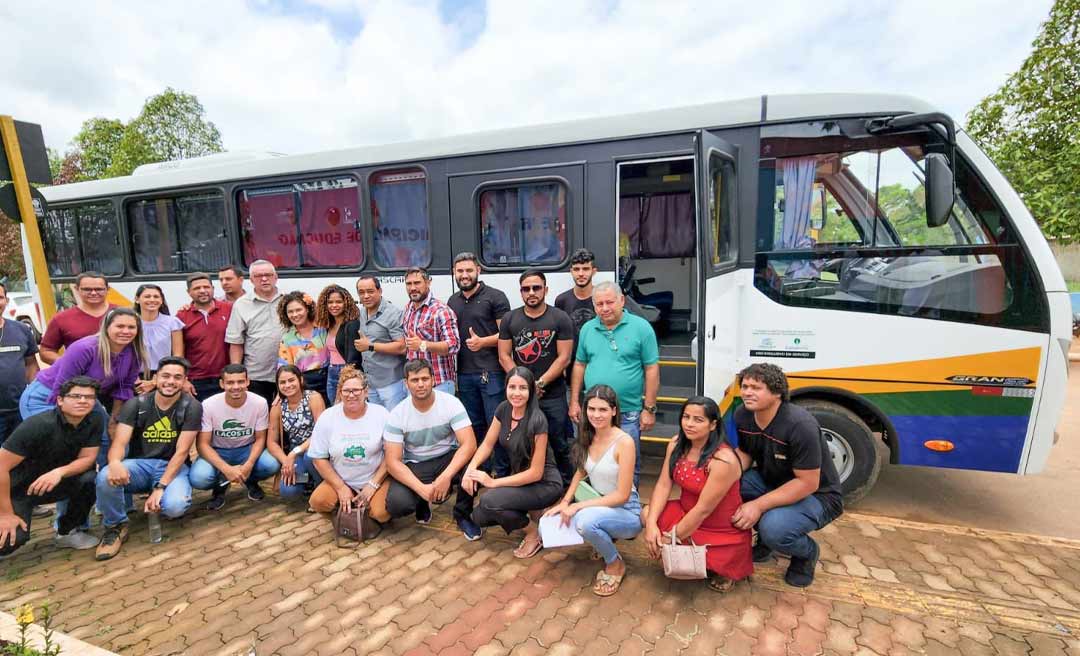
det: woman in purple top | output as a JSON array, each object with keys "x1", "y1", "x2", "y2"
[{"x1": 19, "y1": 308, "x2": 148, "y2": 465}]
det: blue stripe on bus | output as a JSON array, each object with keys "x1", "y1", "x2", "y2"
[{"x1": 889, "y1": 414, "x2": 1028, "y2": 472}]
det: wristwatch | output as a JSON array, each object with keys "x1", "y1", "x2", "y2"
[
  {"x1": 643, "y1": 404, "x2": 658, "y2": 414},
  {"x1": 154, "y1": 482, "x2": 167, "y2": 491},
  {"x1": 367, "y1": 343, "x2": 375, "y2": 352},
  {"x1": 419, "y1": 341, "x2": 428, "y2": 354},
  {"x1": 536, "y1": 378, "x2": 546, "y2": 391}
]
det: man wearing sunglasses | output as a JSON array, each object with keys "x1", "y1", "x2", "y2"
[
  {"x1": 38, "y1": 272, "x2": 116, "y2": 365},
  {"x1": 498, "y1": 270, "x2": 575, "y2": 486}
]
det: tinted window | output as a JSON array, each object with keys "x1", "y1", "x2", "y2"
[
  {"x1": 238, "y1": 177, "x2": 362, "y2": 269},
  {"x1": 479, "y1": 182, "x2": 567, "y2": 266},
  {"x1": 371, "y1": 168, "x2": 430, "y2": 268},
  {"x1": 708, "y1": 153, "x2": 736, "y2": 267},
  {"x1": 128, "y1": 192, "x2": 228, "y2": 273},
  {"x1": 41, "y1": 202, "x2": 122, "y2": 276}
]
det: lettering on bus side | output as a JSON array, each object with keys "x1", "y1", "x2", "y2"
[{"x1": 946, "y1": 375, "x2": 1034, "y2": 387}]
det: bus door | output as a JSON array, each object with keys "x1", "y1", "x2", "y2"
[{"x1": 696, "y1": 131, "x2": 741, "y2": 405}]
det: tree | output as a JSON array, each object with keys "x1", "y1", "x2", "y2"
[
  {"x1": 70, "y1": 117, "x2": 124, "y2": 181},
  {"x1": 966, "y1": 0, "x2": 1080, "y2": 244},
  {"x1": 106, "y1": 88, "x2": 223, "y2": 177}
]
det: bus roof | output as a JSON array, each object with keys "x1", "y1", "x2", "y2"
[{"x1": 42, "y1": 92, "x2": 938, "y2": 203}]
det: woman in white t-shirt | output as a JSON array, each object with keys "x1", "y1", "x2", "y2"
[
  {"x1": 307, "y1": 367, "x2": 392, "y2": 522},
  {"x1": 133, "y1": 284, "x2": 183, "y2": 394}
]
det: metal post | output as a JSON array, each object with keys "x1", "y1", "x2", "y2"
[{"x1": 0, "y1": 115, "x2": 56, "y2": 322}]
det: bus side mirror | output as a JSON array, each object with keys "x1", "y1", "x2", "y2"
[{"x1": 925, "y1": 153, "x2": 955, "y2": 228}]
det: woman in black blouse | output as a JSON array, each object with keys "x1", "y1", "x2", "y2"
[{"x1": 462, "y1": 366, "x2": 563, "y2": 557}]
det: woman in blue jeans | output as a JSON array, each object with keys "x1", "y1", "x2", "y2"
[
  {"x1": 546, "y1": 385, "x2": 641, "y2": 597},
  {"x1": 265, "y1": 365, "x2": 326, "y2": 502},
  {"x1": 314, "y1": 285, "x2": 359, "y2": 404}
]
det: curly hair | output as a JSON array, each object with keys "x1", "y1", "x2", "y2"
[
  {"x1": 738, "y1": 363, "x2": 790, "y2": 402},
  {"x1": 277, "y1": 291, "x2": 316, "y2": 329},
  {"x1": 314, "y1": 284, "x2": 359, "y2": 330},
  {"x1": 334, "y1": 365, "x2": 367, "y2": 403}
]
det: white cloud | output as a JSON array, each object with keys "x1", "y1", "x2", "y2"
[{"x1": 0, "y1": 0, "x2": 1052, "y2": 157}]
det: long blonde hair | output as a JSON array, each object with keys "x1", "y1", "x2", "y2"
[{"x1": 96, "y1": 308, "x2": 149, "y2": 378}]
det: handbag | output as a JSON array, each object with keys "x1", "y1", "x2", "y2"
[
  {"x1": 573, "y1": 480, "x2": 602, "y2": 502},
  {"x1": 660, "y1": 529, "x2": 708, "y2": 580},
  {"x1": 331, "y1": 500, "x2": 381, "y2": 546}
]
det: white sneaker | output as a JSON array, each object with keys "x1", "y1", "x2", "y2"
[{"x1": 54, "y1": 530, "x2": 100, "y2": 550}]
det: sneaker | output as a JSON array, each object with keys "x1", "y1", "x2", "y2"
[
  {"x1": 752, "y1": 543, "x2": 774, "y2": 563},
  {"x1": 458, "y1": 518, "x2": 483, "y2": 541},
  {"x1": 206, "y1": 483, "x2": 228, "y2": 511},
  {"x1": 784, "y1": 539, "x2": 820, "y2": 588},
  {"x1": 414, "y1": 501, "x2": 432, "y2": 525},
  {"x1": 32, "y1": 505, "x2": 53, "y2": 518},
  {"x1": 95, "y1": 524, "x2": 129, "y2": 561},
  {"x1": 54, "y1": 529, "x2": 99, "y2": 551},
  {"x1": 246, "y1": 482, "x2": 265, "y2": 501}
]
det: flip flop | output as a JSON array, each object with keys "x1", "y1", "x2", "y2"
[
  {"x1": 592, "y1": 569, "x2": 625, "y2": 597},
  {"x1": 513, "y1": 537, "x2": 543, "y2": 559}
]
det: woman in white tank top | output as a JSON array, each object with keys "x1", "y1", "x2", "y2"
[{"x1": 545, "y1": 385, "x2": 642, "y2": 596}]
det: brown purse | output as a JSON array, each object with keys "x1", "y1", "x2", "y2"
[
  {"x1": 332, "y1": 497, "x2": 381, "y2": 546},
  {"x1": 661, "y1": 529, "x2": 708, "y2": 580}
]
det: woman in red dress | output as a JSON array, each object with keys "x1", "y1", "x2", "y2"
[{"x1": 644, "y1": 396, "x2": 753, "y2": 592}]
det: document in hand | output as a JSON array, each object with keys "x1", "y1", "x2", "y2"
[{"x1": 538, "y1": 514, "x2": 585, "y2": 548}]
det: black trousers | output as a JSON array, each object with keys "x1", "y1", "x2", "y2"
[
  {"x1": 538, "y1": 394, "x2": 575, "y2": 487},
  {"x1": 247, "y1": 380, "x2": 278, "y2": 407},
  {"x1": 385, "y1": 451, "x2": 473, "y2": 523},
  {"x1": 1, "y1": 469, "x2": 97, "y2": 556},
  {"x1": 190, "y1": 378, "x2": 221, "y2": 402},
  {"x1": 470, "y1": 478, "x2": 564, "y2": 533}
]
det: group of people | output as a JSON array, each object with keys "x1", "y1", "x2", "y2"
[{"x1": 0, "y1": 250, "x2": 841, "y2": 593}]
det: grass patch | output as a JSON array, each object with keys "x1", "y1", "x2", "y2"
[{"x1": 1068, "y1": 281, "x2": 1080, "y2": 292}]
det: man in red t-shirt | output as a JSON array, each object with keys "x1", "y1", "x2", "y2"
[
  {"x1": 39, "y1": 272, "x2": 116, "y2": 364},
  {"x1": 176, "y1": 273, "x2": 233, "y2": 401}
]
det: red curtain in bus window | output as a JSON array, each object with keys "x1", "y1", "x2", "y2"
[
  {"x1": 297, "y1": 184, "x2": 362, "y2": 267},
  {"x1": 239, "y1": 188, "x2": 300, "y2": 268}
]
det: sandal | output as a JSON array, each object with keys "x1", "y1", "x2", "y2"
[
  {"x1": 707, "y1": 575, "x2": 737, "y2": 593},
  {"x1": 592, "y1": 569, "x2": 625, "y2": 597},
  {"x1": 513, "y1": 536, "x2": 543, "y2": 559}
]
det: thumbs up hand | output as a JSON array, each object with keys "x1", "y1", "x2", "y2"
[
  {"x1": 404, "y1": 332, "x2": 422, "y2": 352},
  {"x1": 465, "y1": 326, "x2": 483, "y2": 352}
]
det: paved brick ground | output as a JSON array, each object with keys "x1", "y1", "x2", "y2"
[{"x1": 1, "y1": 486, "x2": 1079, "y2": 655}]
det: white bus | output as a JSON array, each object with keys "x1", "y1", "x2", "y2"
[{"x1": 30, "y1": 93, "x2": 1070, "y2": 501}]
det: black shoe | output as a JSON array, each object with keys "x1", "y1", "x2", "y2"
[
  {"x1": 752, "y1": 543, "x2": 774, "y2": 563},
  {"x1": 457, "y1": 518, "x2": 483, "y2": 541},
  {"x1": 246, "y1": 482, "x2": 265, "y2": 501},
  {"x1": 415, "y1": 501, "x2": 432, "y2": 524},
  {"x1": 206, "y1": 483, "x2": 228, "y2": 511},
  {"x1": 784, "y1": 539, "x2": 819, "y2": 588}
]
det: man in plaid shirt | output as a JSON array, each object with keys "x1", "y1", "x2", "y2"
[{"x1": 403, "y1": 267, "x2": 461, "y2": 394}]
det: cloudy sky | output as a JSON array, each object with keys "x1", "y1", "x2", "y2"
[{"x1": 0, "y1": 0, "x2": 1052, "y2": 157}]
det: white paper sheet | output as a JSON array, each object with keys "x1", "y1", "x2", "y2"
[{"x1": 539, "y1": 514, "x2": 584, "y2": 548}]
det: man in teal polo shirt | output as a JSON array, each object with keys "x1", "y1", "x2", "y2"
[{"x1": 569, "y1": 281, "x2": 660, "y2": 482}]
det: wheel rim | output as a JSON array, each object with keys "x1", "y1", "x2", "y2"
[{"x1": 822, "y1": 427, "x2": 855, "y2": 482}]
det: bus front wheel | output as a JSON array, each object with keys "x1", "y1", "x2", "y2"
[{"x1": 798, "y1": 400, "x2": 887, "y2": 505}]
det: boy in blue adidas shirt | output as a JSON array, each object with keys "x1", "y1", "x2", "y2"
[{"x1": 95, "y1": 356, "x2": 202, "y2": 560}]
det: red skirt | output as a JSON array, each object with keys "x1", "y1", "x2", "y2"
[{"x1": 657, "y1": 500, "x2": 754, "y2": 580}]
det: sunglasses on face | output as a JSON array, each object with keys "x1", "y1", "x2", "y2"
[{"x1": 520, "y1": 285, "x2": 544, "y2": 293}]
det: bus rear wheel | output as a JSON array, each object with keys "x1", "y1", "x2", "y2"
[{"x1": 797, "y1": 400, "x2": 887, "y2": 505}]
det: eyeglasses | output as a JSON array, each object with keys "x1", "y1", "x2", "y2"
[
  {"x1": 520, "y1": 285, "x2": 544, "y2": 293},
  {"x1": 340, "y1": 387, "x2": 368, "y2": 397},
  {"x1": 78, "y1": 287, "x2": 107, "y2": 294},
  {"x1": 62, "y1": 393, "x2": 96, "y2": 401},
  {"x1": 251, "y1": 273, "x2": 275, "y2": 279}
]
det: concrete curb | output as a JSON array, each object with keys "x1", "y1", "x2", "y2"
[{"x1": 0, "y1": 611, "x2": 117, "y2": 656}]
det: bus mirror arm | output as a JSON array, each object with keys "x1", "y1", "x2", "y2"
[{"x1": 866, "y1": 112, "x2": 956, "y2": 229}]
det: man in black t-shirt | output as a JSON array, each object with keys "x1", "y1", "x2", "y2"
[
  {"x1": 732, "y1": 363, "x2": 843, "y2": 588},
  {"x1": 554, "y1": 250, "x2": 599, "y2": 375},
  {"x1": 95, "y1": 357, "x2": 203, "y2": 561},
  {"x1": 447, "y1": 252, "x2": 511, "y2": 474},
  {"x1": 498, "y1": 270, "x2": 575, "y2": 485},
  {"x1": 0, "y1": 376, "x2": 102, "y2": 555}
]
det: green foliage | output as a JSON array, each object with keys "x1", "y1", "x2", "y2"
[
  {"x1": 966, "y1": 0, "x2": 1080, "y2": 244},
  {"x1": 57, "y1": 88, "x2": 224, "y2": 183}
]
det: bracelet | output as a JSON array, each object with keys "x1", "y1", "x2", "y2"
[
  {"x1": 289, "y1": 446, "x2": 303, "y2": 456},
  {"x1": 367, "y1": 479, "x2": 380, "y2": 490}
]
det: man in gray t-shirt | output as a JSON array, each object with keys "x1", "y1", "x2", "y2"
[
  {"x1": 338, "y1": 275, "x2": 408, "y2": 410},
  {"x1": 224, "y1": 260, "x2": 283, "y2": 406}
]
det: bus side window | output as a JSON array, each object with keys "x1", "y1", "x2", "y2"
[
  {"x1": 479, "y1": 182, "x2": 567, "y2": 266},
  {"x1": 128, "y1": 192, "x2": 228, "y2": 273},
  {"x1": 41, "y1": 202, "x2": 122, "y2": 277},
  {"x1": 370, "y1": 168, "x2": 430, "y2": 269}
]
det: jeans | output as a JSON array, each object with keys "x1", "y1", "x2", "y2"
[
  {"x1": 190, "y1": 378, "x2": 221, "y2": 403},
  {"x1": 96, "y1": 459, "x2": 192, "y2": 527},
  {"x1": 435, "y1": 380, "x2": 456, "y2": 395},
  {"x1": 539, "y1": 394, "x2": 574, "y2": 487},
  {"x1": 740, "y1": 469, "x2": 830, "y2": 560},
  {"x1": 0, "y1": 469, "x2": 97, "y2": 556},
  {"x1": 368, "y1": 379, "x2": 408, "y2": 411},
  {"x1": 457, "y1": 371, "x2": 508, "y2": 475},
  {"x1": 619, "y1": 411, "x2": 642, "y2": 486},
  {"x1": 572, "y1": 491, "x2": 643, "y2": 565},
  {"x1": 0, "y1": 410, "x2": 21, "y2": 445},
  {"x1": 278, "y1": 452, "x2": 323, "y2": 499},
  {"x1": 189, "y1": 444, "x2": 281, "y2": 489},
  {"x1": 385, "y1": 450, "x2": 473, "y2": 524},
  {"x1": 326, "y1": 364, "x2": 345, "y2": 405},
  {"x1": 470, "y1": 478, "x2": 563, "y2": 533}
]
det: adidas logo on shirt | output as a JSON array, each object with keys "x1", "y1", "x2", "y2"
[{"x1": 143, "y1": 417, "x2": 178, "y2": 443}]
